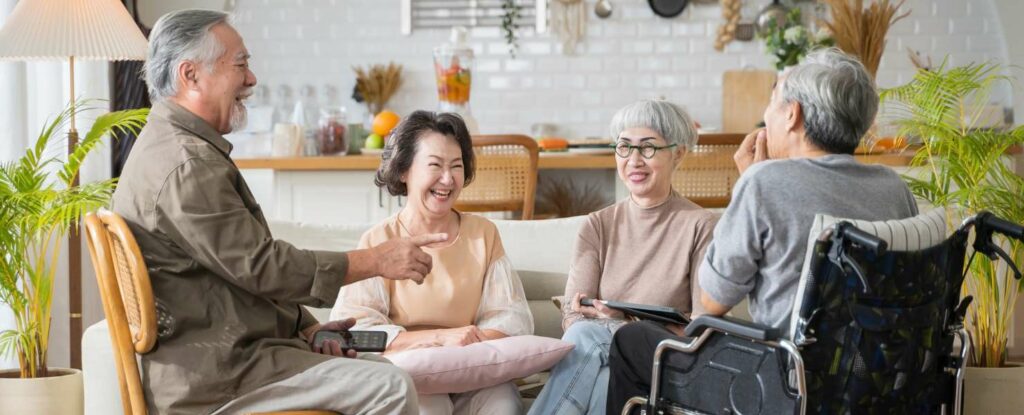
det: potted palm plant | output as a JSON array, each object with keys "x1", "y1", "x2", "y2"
[
  {"x1": 0, "y1": 102, "x2": 147, "y2": 414},
  {"x1": 881, "y1": 61, "x2": 1024, "y2": 413}
]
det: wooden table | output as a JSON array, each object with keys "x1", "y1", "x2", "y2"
[{"x1": 234, "y1": 151, "x2": 918, "y2": 171}]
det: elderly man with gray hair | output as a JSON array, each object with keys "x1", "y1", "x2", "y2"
[
  {"x1": 604, "y1": 48, "x2": 918, "y2": 413},
  {"x1": 112, "y1": 9, "x2": 437, "y2": 414}
]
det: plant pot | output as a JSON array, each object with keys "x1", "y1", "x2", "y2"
[
  {"x1": 963, "y1": 363, "x2": 1024, "y2": 414},
  {"x1": 0, "y1": 368, "x2": 83, "y2": 414}
]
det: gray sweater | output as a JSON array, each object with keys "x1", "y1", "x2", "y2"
[{"x1": 698, "y1": 154, "x2": 918, "y2": 330}]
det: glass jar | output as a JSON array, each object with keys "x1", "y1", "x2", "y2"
[
  {"x1": 433, "y1": 27, "x2": 474, "y2": 114},
  {"x1": 317, "y1": 107, "x2": 348, "y2": 155}
]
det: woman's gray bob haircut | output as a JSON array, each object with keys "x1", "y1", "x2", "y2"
[
  {"x1": 609, "y1": 99, "x2": 698, "y2": 150},
  {"x1": 143, "y1": 9, "x2": 229, "y2": 101},
  {"x1": 780, "y1": 48, "x2": 878, "y2": 154}
]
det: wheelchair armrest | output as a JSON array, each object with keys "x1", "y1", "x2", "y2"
[{"x1": 683, "y1": 315, "x2": 778, "y2": 341}]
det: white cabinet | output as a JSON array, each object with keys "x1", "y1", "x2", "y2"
[{"x1": 271, "y1": 171, "x2": 401, "y2": 225}]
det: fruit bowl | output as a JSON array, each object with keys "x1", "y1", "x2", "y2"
[{"x1": 360, "y1": 148, "x2": 384, "y2": 156}]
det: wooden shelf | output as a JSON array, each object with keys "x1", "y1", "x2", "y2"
[{"x1": 235, "y1": 151, "x2": 918, "y2": 171}]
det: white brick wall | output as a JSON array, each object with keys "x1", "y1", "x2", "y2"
[{"x1": 232, "y1": 0, "x2": 1010, "y2": 138}]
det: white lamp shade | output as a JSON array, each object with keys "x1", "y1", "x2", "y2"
[{"x1": 0, "y1": 0, "x2": 148, "y2": 61}]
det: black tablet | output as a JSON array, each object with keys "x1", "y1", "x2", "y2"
[{"x1": 581, "y1": 298, "x2": 689, "y2": 325}]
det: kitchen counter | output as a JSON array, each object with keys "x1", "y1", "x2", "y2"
[{"x1": 234, "y1": 151, "x2": 918, "y2": 171}]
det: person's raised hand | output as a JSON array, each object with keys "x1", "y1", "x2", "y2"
[
  {"x1": 734, "y1": 128, "x2": 768, "y2": 175},
  {"x1": 371, "y1": 233, "x2": 447, "y2": 284}
]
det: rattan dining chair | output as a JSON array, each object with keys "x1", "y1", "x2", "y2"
[
  {"x1": 455, "y1": 134, "x2": 539, "y2": 219},
  {"x1": 84, "y1": 209, "x2": 337, "y2": 415},
  {"x1": 672, "y1": 133, "x2": 744, "y2": 208}
]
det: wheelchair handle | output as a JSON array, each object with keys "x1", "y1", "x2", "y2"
[
  {"x1": 837, "y1": 222, "x2": 888, "y2": 255},
  {"x1": 978, "y1": 212, "x2": 1024, "y2": 240}
]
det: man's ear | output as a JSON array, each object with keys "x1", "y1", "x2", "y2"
[
  {"x1": 786, "y1": 101, "x2": 803, "y2": 133},
  {"x1": 178, "y1": 61, "x2": 200, "y2": 91}
]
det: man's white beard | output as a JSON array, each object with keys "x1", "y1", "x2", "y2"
[{"x1": 228, "y1": 101, "x2": 248, "y2": 132}]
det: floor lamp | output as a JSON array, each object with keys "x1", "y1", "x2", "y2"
[{"x1": 0, "y1": 0, "x2": 147, "y2": 368}]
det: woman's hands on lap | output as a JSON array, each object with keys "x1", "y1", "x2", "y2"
[
  {"x1": 387, "y1": 325, "x2": 507, "y2": 353},
  {"x1": 571, "y1": 292, "x2": 625, "y2": 320}
]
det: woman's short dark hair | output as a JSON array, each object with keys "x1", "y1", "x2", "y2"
[{"x1": 375, "y1": 110, "x2": 476, "y2": 196}]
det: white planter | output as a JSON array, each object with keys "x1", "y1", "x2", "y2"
[
  {"x1": 0, "y1": 368, "x2": 83, "y2": 415},
  {"x1": 963, "y1": 364, "x2": 1024, "y2": 415}
]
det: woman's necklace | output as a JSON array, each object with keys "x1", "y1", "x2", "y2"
[{"x1": 396, "y1": 210, "x2": 460, "y2": 242}]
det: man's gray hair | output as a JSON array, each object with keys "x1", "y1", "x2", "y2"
[
  {"x1": 143, "y1": 9, "x2": 229, "y2": 101},
  {"x1": 780, "y1": 48, "x2": 878, "y2": 154},
  {"x1": 609, "y1": 99, "x2": 698, "y2": 150}
]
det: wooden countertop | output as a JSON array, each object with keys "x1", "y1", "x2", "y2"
[{"x1": 235, "y1": 151, "x2": 918, "y2": 171}]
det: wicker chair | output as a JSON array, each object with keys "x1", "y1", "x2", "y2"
[
  {"x1": 455, "y1": 134, "x2": 539, "y2": 219},
  {"x1": 83, "y1": 209, "x2": 336, "y2": 415},
  {"x1": 672, "y1": 133, "x2": 744, "y2": 208}
]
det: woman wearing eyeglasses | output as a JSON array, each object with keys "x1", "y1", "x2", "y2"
[{"x1": 529, "y1": 100, "x2": 718, "y2": 415}]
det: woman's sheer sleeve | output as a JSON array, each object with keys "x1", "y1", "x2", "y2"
[
  {"x1": 474, "y1": 255, "x2": 535, "y2": 337},
  {"x1": 329, "y1": 232, "x2": 405, "y2": 345}
]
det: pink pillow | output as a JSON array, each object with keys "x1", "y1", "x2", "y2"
[{"x1": 384, "y1": 335, "x2": 574, "y2": 394}]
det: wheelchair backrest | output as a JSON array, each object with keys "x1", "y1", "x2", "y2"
[
  {"x1": 788, "y1": 208, "x2": 971, "y2": 413},
  {"x1": 788, "y1": 208, "x2": 949, "y2": 338}
]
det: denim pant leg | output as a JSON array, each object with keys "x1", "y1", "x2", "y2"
[{"x1": 528, "y1": 321, "x2": 614, "y2": 415}]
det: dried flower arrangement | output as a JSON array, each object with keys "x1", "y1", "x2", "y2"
[
  {"x1": 818, "y1": 0, "x2": 910, "y2": 78},
  {"x1": 352, "y1": 62, "x2": 403, "y2": 115}
]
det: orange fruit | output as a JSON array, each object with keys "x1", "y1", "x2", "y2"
[
  {"x1": 538, "y1": 138, "x2": 569, "y2": 151},
  {"x1": 873, "y1": 136, "x2": 907, "y2": 150},
  {"x1": 372, "y1": 110, "x2": 400, "y2": 137}
]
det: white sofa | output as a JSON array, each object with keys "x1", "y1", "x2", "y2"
[
  {"x1": 83, "y1": 216, "x2": 587, "y2": 415},
  {"x1": 83, "y1": 215, "x2": 750, "y2": 414}
]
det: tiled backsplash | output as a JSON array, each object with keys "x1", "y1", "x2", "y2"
[{"x1": 231, "y1": 0, "x2": 1010, "y2": 138}]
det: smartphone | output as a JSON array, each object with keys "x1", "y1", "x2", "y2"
[{"x1": 312, "y1": 330, "x2": 388, "y2": 353}]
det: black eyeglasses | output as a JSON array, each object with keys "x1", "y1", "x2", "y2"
[{"x1": 610, "y1": 141, "x2": 678, "y2": 159}]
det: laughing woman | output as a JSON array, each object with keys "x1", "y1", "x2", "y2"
[
  {"x1": 330, "y1": 111, "x2": 533, "y2": 415},
  {"x1": 529, "y1": 100, "x2": 718, "y2": 415}
]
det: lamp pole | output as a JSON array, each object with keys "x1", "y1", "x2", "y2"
[{"x1": 68, "y1": 54, "x2": 83, "y2": 369}]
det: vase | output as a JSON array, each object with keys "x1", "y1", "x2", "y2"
[
  {"x1": 963, "y1": 363, "x2": 1024, "y2": 414},
  {"x1": 0, "y1": 368, "x2": 83, "y2": 414}
]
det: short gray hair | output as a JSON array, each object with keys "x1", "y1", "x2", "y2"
[
  {"x1": 609, "y1": 100, "x2": 698, "y2": 150},
  {"x1": 144, "y1": 9, "x2": 229, "y2": 101},
  {"x1": 780, "y1": 48, "x2": 878, "y2": 154}
]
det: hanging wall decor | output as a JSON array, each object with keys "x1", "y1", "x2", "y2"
[{"x1": 551, "y1": 0, "x2": 586, "y2": 54}]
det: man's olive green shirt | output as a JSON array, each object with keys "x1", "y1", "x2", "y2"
[{"x1": 112, "y1": 101, "x2": 349, "y2": 414}]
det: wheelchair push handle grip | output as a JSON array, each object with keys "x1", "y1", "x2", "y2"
[
  {"x1": 839, "y1": 223, "x2": 888, "y2": 255},
  {"x1": 980, "y1": 213, "x2": 1024, "y2": 240}
]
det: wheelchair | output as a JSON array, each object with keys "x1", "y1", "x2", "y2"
[{"x1": 622, "y1": 209, "x2": 1024, "y2": 415}]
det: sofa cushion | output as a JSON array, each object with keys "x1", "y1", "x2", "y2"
[
  {"x1": 519, "y1": 270, "x2": 569, "y2": 339},
  {"x1": 492, "y1": 216, "x2": 586, "y2": 274},
  {"x1": 385, "y1": 335, "x2": 574, "y2": 395}
]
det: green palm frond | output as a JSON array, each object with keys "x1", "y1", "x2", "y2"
[
  {"x1": 0, "y1": 101, "x2": 148, "y2": 378},
  {"x1": 883, "y1": 60, "x2": 1024, "y2": 368},
  {"x1": 60, "y1": 107, "x2": 149, "y2": 185}
]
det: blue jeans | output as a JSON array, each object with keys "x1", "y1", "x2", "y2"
[{"x1": 529, "y1": 321, "x2": 614, "y2": 415}]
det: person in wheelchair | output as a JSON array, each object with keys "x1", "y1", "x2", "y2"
[{"x1": 606, "y1": 48, "x2": 920, "y2": 413}]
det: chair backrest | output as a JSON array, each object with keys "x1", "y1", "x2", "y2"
[
  {"x1": 789, "y1": 208, "x2": 967, "y2": 413},
  {"x1": 455, "y1": 134, "x2": 539, "y2": 219},
  {"x1": 672, "y1": 134, "x2": 743, "y2": 208},
  {"x1": 84, "y1": 209, "x2": 157, "y2": 415}
]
